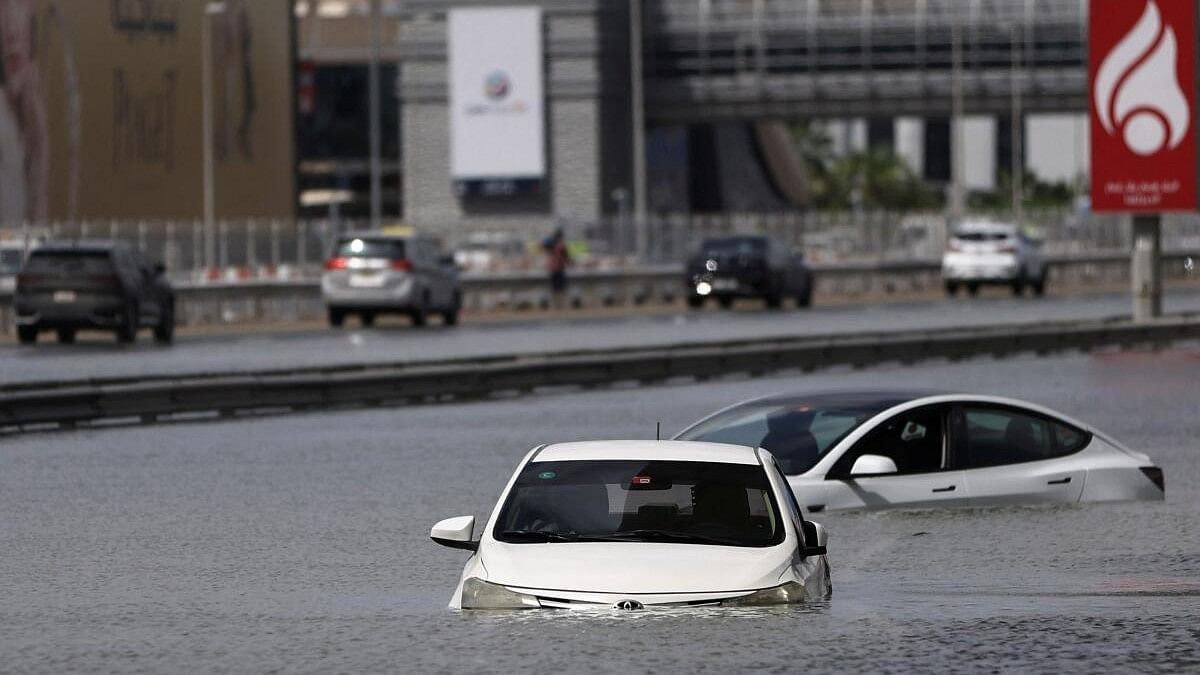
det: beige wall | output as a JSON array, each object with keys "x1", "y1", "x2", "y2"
[{"x1": 0, "y1": 0, "x2": 294, "y2": 223}]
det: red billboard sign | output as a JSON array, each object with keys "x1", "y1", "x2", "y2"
[{"x1": 1090, "y1": 0, "x2": 1197, "y2": 212}]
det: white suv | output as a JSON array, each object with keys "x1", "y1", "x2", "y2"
[{"x1": 942, "y1": 221, "x2": 1046, "y2": 296}]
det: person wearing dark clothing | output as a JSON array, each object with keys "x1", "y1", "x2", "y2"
[{"x1": 544, "y1": 228, "x2": 571, "y2": 308}]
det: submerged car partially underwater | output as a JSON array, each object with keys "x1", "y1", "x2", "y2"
[
  {"x1": 675, "y1": 391, "x2": 1165, "y2": 513},
  {"x1": 430, "y1": 440, "x2": 832, "y2": 609}
]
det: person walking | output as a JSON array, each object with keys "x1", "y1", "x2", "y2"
[{"x1": 543, "y1": 227, "x2": 571, "y2": 310}]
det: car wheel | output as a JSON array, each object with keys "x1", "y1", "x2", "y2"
[
  {"x1": 116, "y1": 303, "x2": 138, "y2": 344},
  {"x1": 966, "y1": 282, "x2": 980, "y2": 297},
  {"x1": 1032, "y1": 276, "x2": 1046, "y2": 297},
  {"x1": 17, "y1": 325, "x2": 37, "y2": 345},
  {"x1": 686, "y1": 295, "x2": 704, "y2": 309},
  {"x1": 57, "y1": 328, "x2": 76, "y2": 344},
  {"x1": 328, "y1": 307, "x2": 346, "y2": 328},
  {"x1": 765, "y1": 291, "x2": 783, "y2": 310},
  {"x1": 944, "y1": 282, "x2": 959, "y2": 297},
  {"x1": 796, "y1": 286, "x2": 813, "y2": 308},
  {"x1": 360, "y1": 312, "x2": 376, "y2": 328},
  {"x1": 1011, "y1": 277, "x2": 1025, "y2": 296},
  {"x1": 442, "y1": 292, "x2": 462, "y2": 326},
  {"x1": 718, "y1": 297, "x2": 734, "y2": 309},
  {"x1": 154, "y1": 299, "x2": 175, "y2": 344},
  {"x1": 409, "y1": 293, "x2": 429, "y2": 327}
]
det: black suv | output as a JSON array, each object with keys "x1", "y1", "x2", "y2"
[
  {"x1": 14, "y1": 241, "x2": 175, "y2": 344},
  {"x1": 685, "y1": 235, "x2": 812, "y2": 309}
]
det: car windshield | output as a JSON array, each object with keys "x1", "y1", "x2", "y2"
[
  {"x1": 493, "y1": 460, "x2": 785, "y2": 548},
  {"x1": 334, "y1": 237, "x2": 405, "y2": 259},
  {"x1": 24, "y1": 251, "x2": 113, "y2": 277},
  {"x1": 700, "y1": 237, "x2": 766, "y2": 258},
  {"x1": 675, "y1": 394, "x2": 911, "y2": 475}
]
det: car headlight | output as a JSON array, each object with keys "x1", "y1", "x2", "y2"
[
  {"x1": 719, "y1": 582, "x2": 808, "y2": 607},
  {"x1": 460, "y1": 577, "x2": 541, "y2": 609}
]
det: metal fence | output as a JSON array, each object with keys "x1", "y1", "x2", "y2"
[{"x1": 7, "y1": 209, "x2": 1200, "y2": 281}]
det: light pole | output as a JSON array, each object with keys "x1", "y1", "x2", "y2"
[
  {"x1": 948, "y1": 4, "x2": 966, "y2": 226},
  {"x1": 202, "y1": 1, "x2": 227, "y2": 271},
  {"x1": 1010, "y1": 23, "x2": 1024, "y2": 228},
  {"x1": 629, "y1": 0, "x2": 648, "y2": 261},
  {"x1": 368, "y1": 0, "x2": 383, "y2": 229}
]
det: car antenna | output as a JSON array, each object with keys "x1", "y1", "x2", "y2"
[{"x1": 656, "y1": 421, "x2": 661, "y2": 440}]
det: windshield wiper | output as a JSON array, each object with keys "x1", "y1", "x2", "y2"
[
  {"x1": 590, "y1": 530, "x2": 746, "y2": 546},
  {"x1": 498, "y1": 530, "x2": 581, "y2": 543}
]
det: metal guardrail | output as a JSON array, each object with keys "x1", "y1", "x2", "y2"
[
  {"x1": 2, "y1": 313, "x2": 1199, "y2": 434},
  {"x1": 2, "y1": 251, "x2": 1197, "y2": 331}
]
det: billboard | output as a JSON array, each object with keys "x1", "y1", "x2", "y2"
[
  {"x1": 1090, "y1": 0, "x2": 1196, "y2": 212},
  {"x1": 0, "y1": 0, "x2": 295, "y2": 224},
  {"x1": 447, "y1": 7, "x2": 544, "y2": 196}
]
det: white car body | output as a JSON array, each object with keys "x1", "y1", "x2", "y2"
[
  {"x1": 431, "y1": 440, "x2": 832, "y2": 610},
  {"x1": 676, "y1": 392, "x2": 1165, "y2": 513},
  {"x1": 942, "y1": 221, "x2": 1046, "y2": 295}
]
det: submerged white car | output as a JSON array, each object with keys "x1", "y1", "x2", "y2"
[
  {"x1": 675, "y1": 391, "x2": 1165, "y2": 513},
  {"x1": 430, "y1": 440, "x2": 832, "y2": 609}
]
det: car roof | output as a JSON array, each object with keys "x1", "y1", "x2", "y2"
[
  {"x1": 32, "y1": 240, "x2": 125, "y2": 254},
  {"x1": 337, "y1": 231, "x2": 414, "y2": 241},
  {"x1": 533, "y1": 440, "x2": 761, "y2": 465},
  {"x1": 954, "y1": 221, "x2": 1018, "y2": 233},
  {"x1": 735, "y1": 389, "x2": 949, "y2": 410}
]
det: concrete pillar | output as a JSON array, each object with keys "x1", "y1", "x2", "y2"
[
  {"x1": 1131, "y1": 215, "x2": 1162, "y2": 321},
  {"x1": 995, "y1": 113, "x2": 1024, "y2": 187}
]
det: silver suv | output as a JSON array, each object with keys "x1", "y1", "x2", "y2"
[{"x1": 321, "y1": 232, "x2": 462, "y2": 328}]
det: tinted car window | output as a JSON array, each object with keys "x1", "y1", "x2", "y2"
[
  {"x1": 24, "y1": 251, "x2": 113, "y2": 277},
  {"x1": 1, "y1": 249, "x2": 21, "y2": 274},
  {"x1": 494, "y1": 460, "x2": 785, "y2": 548},
  {"x1": 833, "y1": 406, "x2": 946, "y2": 475},
  {"x1": 700, "y1": 237, "x2": 766, "y2": 257},
  {"x1": 334, "y1": 237, "x2": 406, "y2": 259},
  {"x1": 959, "y1": 407, "x2": 1090, "y2": 468}
]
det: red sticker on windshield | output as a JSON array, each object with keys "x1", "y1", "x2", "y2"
[{"x1": 631, "y1": 476, "x2": 652, "y2": 485}]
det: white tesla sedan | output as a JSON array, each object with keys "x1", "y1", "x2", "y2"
[
  {"x1": 674, "y1": 391, "x2": 1165, "y2": 513},
  {"x1": 430, "y1": 440, "x2": 832, "y2": 609}
]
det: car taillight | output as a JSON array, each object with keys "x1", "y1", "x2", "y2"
[
  {"x1": 15, "y1": 273, "x2": 38, "y2": 286},
  {"x1": 998, "y1": 244, "x2": 1017, "y2": 253},
  {"x1": 391, "y1": 258, "x2": 413, "y2": 272},
  {"x1": 325, "y1": 257, "x2": 349, "y2": 270}
]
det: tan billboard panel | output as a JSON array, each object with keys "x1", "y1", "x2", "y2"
[{"x1": 0, "y1": 0, "x2": 294, "y2": 223}]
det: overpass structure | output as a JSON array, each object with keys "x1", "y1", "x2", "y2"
[
  {"x1": 296, "y1": 0, "x2": 1090, "y2": 228},
  {"x1": 644, "y1": 0, "x2": 1086, "y2": 122}
]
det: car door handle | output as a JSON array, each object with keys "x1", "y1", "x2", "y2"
[
  {"x1": 1047, "y1": 477, "x2": 1072, "y2": 485},
  {"x1": 931, "y1": 485, "x2": 956, "y2": 493}
]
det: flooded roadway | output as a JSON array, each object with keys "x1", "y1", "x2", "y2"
[{"x1": 2, "y1": 348, "x2": 1198, "y2": 672}]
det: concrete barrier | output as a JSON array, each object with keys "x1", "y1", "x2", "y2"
[{"x1": 2, "y1": 313, "x2": 1198, "y2": 434}]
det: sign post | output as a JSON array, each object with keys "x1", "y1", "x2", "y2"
[{"x1": 1089, "y1": 0, "x2": 1196, "y2": 321}]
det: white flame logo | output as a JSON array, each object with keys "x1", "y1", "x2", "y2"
[{"x1": 1094, "y1": 0, "x2": 1191, "y2": 156}]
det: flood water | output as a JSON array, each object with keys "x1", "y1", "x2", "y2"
[{"x1": 2, "y1": 349, "x2": 1198, "y2": 672}]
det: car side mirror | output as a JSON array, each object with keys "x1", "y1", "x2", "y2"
[
  {"x1": 799, "y1": 520, "x2": 828, "y2": 557},
  {"x1": 431, "y1": 515, "x2": 478, "y2": 551},
  {"x1": 153, "y1": 263, "x2": 166, "y2": 276},
  {"x1": 849, "y1": 454, "x2": 898, "y2": 477}
]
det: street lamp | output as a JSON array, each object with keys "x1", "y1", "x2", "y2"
[{"x1": 202, "y1": 1, "x2": 227, "y2": 271}]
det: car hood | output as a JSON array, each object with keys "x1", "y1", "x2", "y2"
[{"x1": 479, "y1": 540, "x2": 793, "y2": 594}]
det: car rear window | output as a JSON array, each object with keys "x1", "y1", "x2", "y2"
[
  {"x1": 334, "y1": 237, "x2": 406, "y2": 259},
  {"x1": 701, "y1": 237, "x2": 766, "y2": 257},
  {"x1": 24, "y1": 251, "x2": 114, "y2": 276},
  {"x1": 953, "y1": 231, "x2": 1012, "y2": 242}
]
